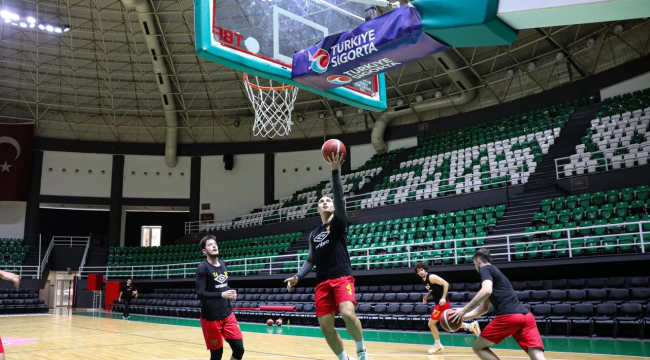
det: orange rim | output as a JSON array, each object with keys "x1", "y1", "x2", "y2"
[{"x1": 243, "y1": 73, "x2": 293, "y2": 92}]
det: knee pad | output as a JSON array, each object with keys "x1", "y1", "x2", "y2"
[{"x1": 226, "y1": 339, "x2": 244, "y2": 359}]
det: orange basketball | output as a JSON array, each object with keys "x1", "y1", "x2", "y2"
[
  {"x1": 275, "y1": 318, "x2": 283, "y2": 326},
  {"x1": 267, "y1": 319, "x2": 274, "y2": 326},
  {"x1": 440, "y1": 309, "x2": 462, "y2": 332},
  {"x1": 321, "y1": 139, "x2": 347, "y2": 163}
]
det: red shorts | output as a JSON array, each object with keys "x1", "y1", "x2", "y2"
[
  {"x1": 0, "y1": 336, "x2": 3, "y2": 353},
  {"x1": 430, "y1": 301, "x2": 451, "y2": 321},
  {"x1": 200, "y1": 313, "x2": 243, "y2": 350},
  {"x1": 315, "y1": 276, "x2": 357, "y2": 317},
  {"x1": 481, "y1": 313, "x2": 544, "y2": 353}
]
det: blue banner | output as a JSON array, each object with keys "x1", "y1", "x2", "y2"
[{"x1": 291, "y1": 5, "x2": 450, "y2": 91}]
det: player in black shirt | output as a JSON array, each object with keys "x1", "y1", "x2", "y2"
[
  {"x1": 196, "y1": 235, "x2": 244, "y2": 360},
  {"x1": 283, "y1": 152, "x2": 369, "y2": 360},
  {"x1": 119, "y1": 278, "x2": 138, "y2": 320},
  {"x1": 414, "y1": 262, "x2": 480, "y2": 354},
  {"x1": 450, "y1": 249, "x2": 546, "y2": 360}
]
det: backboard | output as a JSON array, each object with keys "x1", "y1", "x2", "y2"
[{"x1": 195, "y1": 0, "x2": 387, "y2": 111}]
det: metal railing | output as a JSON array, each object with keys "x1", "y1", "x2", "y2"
[
  {"x1": 185, "y1": 164, "x2": 530, "y2": 233},
  {"x1": 94, "y1": 220, "x2": 649, "y2": 280},
  {"x1": 78, "y1": 238, "x2": 92, "y2": 274},
  {"x1": 40, "y1": 236, "x2": 90, "y2": 279},
  {"x1": 554, "y1": 143, "x2": 650, "y2": 179}
]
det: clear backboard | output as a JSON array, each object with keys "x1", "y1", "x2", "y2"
[{"x1": 195, "y1": 0, "x2": 387, "y2": 111}]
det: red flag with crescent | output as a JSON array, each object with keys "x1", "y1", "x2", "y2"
[{"x1": 0, "y1": 123, "x2": 34, "y2": 202}]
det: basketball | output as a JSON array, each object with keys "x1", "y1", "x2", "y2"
[
  {"x1": 440, "y1": 309, "x2": 462, "y2": 332},
  {"x1": 321, "y1": 139, "x2": 347, "y2": 163},
  {"x1": 267, "y1": 319, "x2": 273, "y2": 326},
  {"x1": 275, "y1": 318, "x2": 283, "y2": 326},
  {"x1": 131, "y1": 291, "x2": 137, "y2": 296}
]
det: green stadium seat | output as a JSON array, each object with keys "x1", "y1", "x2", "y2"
[
  {"x1": 565, "y1": 195, "x2": 578, "y2": 210},
  {"x1": 553, "y1": 197, "x2": 565, "y2": 211},
  {"x1": 602, "y1": 236, "x2": 617, "y2": 254},
  {"x1": 572, "y1": 207, "x2": 584, "y2": 222},
  {"x1": 532, "y1": 213, "x2": 546, "y2": 226},
  {"x1": 615, "y1": 202, "x2": 629, "y2": 218},
  {"x1": 593, "y1": 219, "x2": 608, "y2": 236},
  {"x1": 592, "y1": 192, "x2": 605, "y2": 206},
  {"x1": 541, "y1": 199, "x2": 553, "y2": 212},
  {"x1": 600, "y1": 204, "x2": 614, "y2": 220},
  {"x1": 606, "y1": 190, "x2": 620, "y2": 204},
  {"x1": 578, "y1": 193, "x2": 592, "y2": 207},
  {"x1": 636, "y1": 185, "x2": 649, "y2": 201},
  {"x1": 621, "y1": 188, "x2": 635, "y2": 203},
  {"x1": 619, "y1": 235, "x2": 636, "y2": 253},
  {"x1": 545, "y1": 211, "x2": 558, "y2": 225},
  {"x1": 559, "y1": 209, "x2": 572, "y2": 224}
]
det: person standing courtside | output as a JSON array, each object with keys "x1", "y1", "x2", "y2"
[
  {"x1": 284, "y1": 152, "x2": 370, "y2": 360},
  {"x1": 449, "y1": 249, "x2": 547, "y2": 360},
  {"x1": 196, "y1": 235, "x2": 244, "y2": 360},
  {"x1": 119, "y1": 278, "x2": 137, "y2": 320}
]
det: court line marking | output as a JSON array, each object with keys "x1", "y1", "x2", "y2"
[{"x1": 67, "y1": 314, "x2": 650, "y2": 359}]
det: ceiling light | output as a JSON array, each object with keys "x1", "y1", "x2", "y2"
[
  {"x1": 526, "y1": 62, "x2": 536, "y2": 72},
  {"x1": 335, "y1": 110, "x2": 344, "y2": 117},
  {"x1": 555, "y1": 52, "x2": 565, "y2": 61},
  {"x1": 29, "y1": 23, "x2": 35, "y2": 28},
  {"x1": 19, "y1": 22, "x2": 27, "y2": 28},
  {"x1": 1, "y1": 11, "x2": 19, "y2": 21},
  {"x1": 318, "y1": 112, "x2": 326, "y2": 119},
  {"x1": 3, "y1": 19, "x2": 9, "y2": 23},
  {"x1": 297, "y1": 116, "x2": 305, "y2": 123},
  {"x1": 396, "y1": 99, "x2": 404, "y2": 106},
  {"x1": 27, "y1": 16, "x2": 36, "y2": 24},
  {"x1": 38, "y1": 24, "x2": 45, "y2": 30},
  {"x1": 414, "y1": 95, "x2": 424, "y2": 103},
  {"x1": 45, "y1": 25, "x2": 53, "y2": 32},
  {"x1": 63, "y1": 26, "x2": 70, "y2": 32},
  {"x1": 506, "y1": 69, "x2": 515, "y2": 78},
  {"x1": 54, "y1": 27, "x2": 62, "y2": 33},
  {"x1": 356, "y1": 108, "x2": 364, "y2": 114},
  {"x1": 434, "y1": 91, "x2": 443, "y2": 99}
]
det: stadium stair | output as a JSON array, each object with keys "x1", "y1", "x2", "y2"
[
  {"x1": 492, "y1": 103, "x2": 602, "y2": 237},
  {"x1": 84, "y1": 247, "x2": 109, "y2": 268}
]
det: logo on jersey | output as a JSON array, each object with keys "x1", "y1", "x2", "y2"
[
  {"x1": 215, "y1": 274, "x2": 228, "y2": 283},
  {"x1": 314, "y1": 231, "x2": 330, "y2": 242}
]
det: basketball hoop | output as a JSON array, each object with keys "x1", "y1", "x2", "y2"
[{"x1": 243, "y1": 73, "x2": 299, "y2": 138}]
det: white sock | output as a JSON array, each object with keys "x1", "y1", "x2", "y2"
[
  {"x1": 462, "y1": 322, "x2": 472, "y2": 330},
  {"x1": 434, "y1": 339, "x2": 442, "y2": 346},
  {"x1": 355, "y1": 340, "x2": 365, "y2": 352},
  {"x1": 336, "y1": 351, "x2": 348, "y2": 360}
]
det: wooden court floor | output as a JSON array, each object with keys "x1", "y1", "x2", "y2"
[{"x1": 0, "y1": 310, "x2": 646, "y2": 360}]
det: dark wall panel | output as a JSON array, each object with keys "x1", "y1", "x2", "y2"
[
  {"x1": 50, "y1": 247, "x2": 85, "y2": 271},
  {"x1": 38, "y1": 208, "x2": 110, "y2": 245},
  {"x1": 124, "y1": 211, "x2": 188, "y2": 247}
]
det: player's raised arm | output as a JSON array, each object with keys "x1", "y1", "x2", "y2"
[{"x1": 328, "y1": 152, "x2": 347, "y2": 225}]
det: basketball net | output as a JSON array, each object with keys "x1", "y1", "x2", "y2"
[{"x1": 243, "y1": 73, "x2": 299, "y2": 138}]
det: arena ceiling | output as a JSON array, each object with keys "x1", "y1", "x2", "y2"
[{"x1": 0, "y1": 0, "x2": 649, "y2": 144}]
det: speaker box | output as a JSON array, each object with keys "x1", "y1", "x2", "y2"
[
  {"x1": 87, "y1": 274, "x2": 104, "y2": 291},
  {"x1": 224, "y1": 154, "x2": 234, "y2": 170}
]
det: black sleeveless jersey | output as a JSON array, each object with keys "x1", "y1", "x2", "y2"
[{"x1": 423, "y1": 272, "x2": 444, "y2": 303}]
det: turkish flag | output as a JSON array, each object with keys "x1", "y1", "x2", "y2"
[{"x1": 0, "y1": 123, "x2": 35, "y2": 202}]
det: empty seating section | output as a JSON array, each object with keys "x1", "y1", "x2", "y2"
[
  {"x1": 343, "y1": 206, "x2": 506, "y2": 270},
  {"x1": 361, "y1": 105, "x2": 573, "y2": 208},
  {"x1": 207, "y1": 150, "x2": 403, "y2": 231},
  {"x1": 112, "y1": 277, "x2": 650, "y2": 339},
  {"x1": 107, "y1": 233, "x2": 302, "y2": 278},
  {"x1": 220, "y1": 233, "x2": 302, "y2": 275},
  {"x1": 0, "y1": 288, "x2": 48, "y2": 314},
  {"x1": 563, "y1": 89, "x2": 650, "y2": 177},
  {"x1": 518, "y1": 186, "x2": 650, "y2": 260},
  {"x1": 0, "y1": 238, "x2": 30, "y2": 272},
  {"x1": 108, "y1": 244, "x2": 203, "y2": 278}
]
